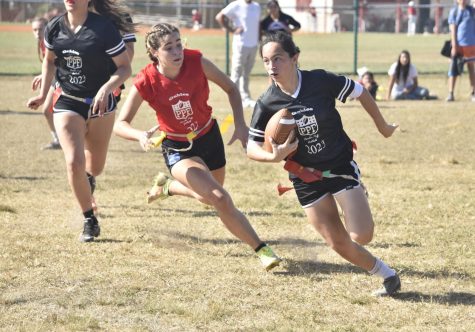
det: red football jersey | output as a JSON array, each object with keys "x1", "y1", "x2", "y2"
[{"x1": 134, "y1": 49, "x2": 212, "y2": 137}]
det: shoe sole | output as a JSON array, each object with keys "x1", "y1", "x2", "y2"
[
  {"x1": 79, "y1": 234, "x2": 95, "y2": 242},
  {"x1": 264, "y1": 258, "x2": 282, "y2": 271}
]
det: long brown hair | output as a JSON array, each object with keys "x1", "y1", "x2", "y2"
[
  {"x1": 32, "y1": 17, "x2": 48, "y2": 63},
  {"x1": 90, "y1": 0, "x2": 136, "y2": 33},
  {"x1": 395, "y1": 50, "x2": 411, "y2": 84}
]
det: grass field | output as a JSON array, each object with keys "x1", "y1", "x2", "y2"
[{"x1": 0, "y1": 24, "x2": 474, "y2": 331}]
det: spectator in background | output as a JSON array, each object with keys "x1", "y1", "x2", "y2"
[
  {"x1": 360, "y1": 71, "x2": 379, "y2": 100},
  {"x1": 387, "y1": 50, "x2": 432, "y2": 100},
  {"x1": 308, "y1": 7, "x2": 317, "y2": 32},
  {"x1": 31, "y1": 17, "x2": 61, "y2": 150},
  {"x1": 446, "y1": 0, "x2": 475, "y2": 102},
  {"x1": 331, "y1": 13, "x2": 341, "y2": 33},
  {"x1": 216, "y1": 0, "x2": 261, "y2": 109},
  {"x1": 407, "y1": 1, "x2": 417, "y2": 35},
  {"x1": 260, "y1": 0, "x2": 301, "y2": 35},
  {"x1": 191, "y1": 9, "x2": 202, "y2": 31},
  {"x1": 433, "y1": 0, "x2": 444, "y2": 34}
]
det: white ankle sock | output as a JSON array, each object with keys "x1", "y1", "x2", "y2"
[
  {"x1": 51, "y1": 131, "x2": 59, "y2": 142},
  {"x1": 369, "y1": 258, "x2": 396, "y2": 280}
]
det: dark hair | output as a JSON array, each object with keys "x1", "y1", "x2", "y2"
[
  {"x1": 259, "y1": 31, "x2": 300, "y2": 58},
  {"x1": 145, "y1": 23, "x2": 180, "y2": 63},
  {"x1": 31, "y1": 17, "x2": 48, "y2": 26},
  {"x1": 395, "y1": 50, "x2": 411, "y2": 84},
  {"x1": 362, "y1": 71, "x2": 374, "y2": 81},
  {"x1": 267, "y1": 0, "x2": 281, "y2": 9},
  {"x1": 90, "y1": 0, "x2": 136, "y2": 33}
]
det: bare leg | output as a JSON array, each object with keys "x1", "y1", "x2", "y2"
[
  {"x1": 448, "y1": 75, "x2": 457, "y2": 98},
  {"x1": 84, "y1": 113, "x2": 115, "y2": 176},
  {"x1": 467, "y1": 62, "x2": 475, "y2": 94},
  {"x1": 334, "y1": 186, "x2": 374, "y2": 245},
  {"x1": 42, "y1": 86, "x2": 56, "y2": 133},
  {"x1": 53, "y1": 112, "x2": 92, "y2": 212},
  {"x1": 170, "y1": 158, "x2": 261, "y2": 249},
  {"x1": 305, "y1": 195, "x2": 376, "y2": 271}
]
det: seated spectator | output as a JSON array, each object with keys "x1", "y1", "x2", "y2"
[
  {"x1": 387, "y1": 50, "x2": 434, "y2": 100},
  {"x1": 360, "y1": 71, "x2": 379, "y2": 100}
]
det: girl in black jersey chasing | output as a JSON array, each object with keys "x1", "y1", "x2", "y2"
[
  {"x1": 27, "y1": 0, "x2": 134, "y2": 242},
  {"x1": 247, "y1": 31, "x2": 401, "y2": 296}
]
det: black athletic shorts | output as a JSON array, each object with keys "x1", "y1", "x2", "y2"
[
  {"x1": 53, "y1": 93, "x2": 116, "y2": 121},
  {"x1": 292, "y1": 160, "x2": 361, "y2": 208},
  {"x1": 161, "y1": 120, "x2": 226, "y2": 172}
]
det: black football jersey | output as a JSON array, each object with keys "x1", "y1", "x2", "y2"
[
  {"x1": 44, "y1": 12, "x2": 126, "y2": 98},
  {"x1": 249, "y1": 69, "x2": 355, "y2": 170}
]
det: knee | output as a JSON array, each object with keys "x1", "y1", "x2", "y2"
[
  {"x1": 206, "y1": 189, "x2": 233, "y2": 210},
  {"x1": 350, "y1": 230, "x2": 373, "y2": 245},
  {"x1": 65, "y1": 158, "x2": 85, "y2": 176},
  {"x1": 87, "y1": 166, "x2": 103, "y2": 177}
]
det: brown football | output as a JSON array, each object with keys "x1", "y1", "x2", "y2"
[{"x1": 263, "y1": 108, "x2": 297, "y2": 153}]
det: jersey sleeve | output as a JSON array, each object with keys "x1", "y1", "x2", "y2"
[
  {"x1": 409, "y1": 64, "x2": 418, "y2": 78},
  {"x1": 133, "y1": 69, "x2": 153, "y2": 102},
  {"x1": 249, "y1": 101, "x2": 272, "y2": 143},
  {"x1": 122, "y1": 32, "x2": 136, "y2": 43},
  {"x1": 448, "y1": 7, "x2": 457, "y2": 25},
  {"x1": 103, "y1": 21, "x2": 126, "y2": 57},
  {"x1": 324, "y1": 71, "x2": 355, "y2": 103},
  {"x1": 387, "y1": 62, "x2": 397, "y2": 76},
  {"x1": 44, "y1": 16, "x2": 61, "y2": 50},
  {"x1": 221, "y1": 2, "x2": 238, "y2": 20},
  {"x1": 121, "y1": 13, "x2": 136, "y2": 43}
]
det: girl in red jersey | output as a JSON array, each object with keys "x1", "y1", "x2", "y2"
[{"x1": 114, "y1": 23, "x2": 281, "y2": 271}]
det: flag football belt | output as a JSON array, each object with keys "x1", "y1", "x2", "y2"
[
  {"x1": 150, "y1": 117, "x2": 215, "y2": 152},
  {"x1": 283, "y1": 159, "x2": 358, "y2": 183},
  {"x1": 61, "y1": 91, "x2": 94, "y2": 105}
]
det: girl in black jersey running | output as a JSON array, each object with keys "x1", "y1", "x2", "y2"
[
  {"x1": 26, "y1": 0, "x2": 134, "y2": 243},
  {"x1": 247, "y1": 31, "x2": 401, "y2": 296}
]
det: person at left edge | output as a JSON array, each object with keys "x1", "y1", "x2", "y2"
[
  {"x1": 31, "y1": 17, "x2": 62, "y2": 150},
  {"x1": 26, "y1": 0, "x2": 134, "y2": 242}
]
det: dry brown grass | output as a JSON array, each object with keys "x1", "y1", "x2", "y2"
[
  {"x1": 1, "y1": 73, "x2": 474, "y2": 331},
  {"x1": 1, "y1": 27, "x2": 474, "y2": 331}
]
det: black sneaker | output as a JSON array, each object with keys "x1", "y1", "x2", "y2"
[
  {"x1": 79, "y1": 216, "x2": 100, "y2": 242},
  {"x1": 372, "y1": 274, "x2": 401, "y2": 297}
]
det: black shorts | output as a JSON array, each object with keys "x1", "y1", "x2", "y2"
[
  {"x1": 53, "y1": 93, "x2": 116, "y2": 121},
  {"x1": 161, "y1": 120, "x2": 226, "y2": 172},
  {"x1": 292, "y1": 160, "x2": 361, "y2": 208}
]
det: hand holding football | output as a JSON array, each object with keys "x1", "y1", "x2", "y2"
[{"x1": 263, "y1": 108, "x2": 297, "y2": 156}]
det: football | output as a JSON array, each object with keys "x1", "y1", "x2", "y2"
[{"x1": 263, "y1": 108, "x2": 297, "y2": 153}]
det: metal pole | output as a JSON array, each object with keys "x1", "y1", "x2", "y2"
[
  {"x1": 353, "y1": 0, "x2": 359, "y2": 74},
  {"x1": 225, "y1": 0, "x2": 230, "y2": 75}
]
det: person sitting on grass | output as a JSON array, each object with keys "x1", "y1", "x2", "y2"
[{"x1": 387, "y1": 50, "x2": 436, "y2": 100}]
